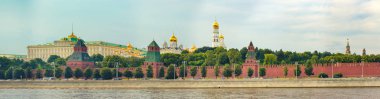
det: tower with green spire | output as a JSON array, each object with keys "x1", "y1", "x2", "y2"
[
  {"x1": 242, "y1": 41, "x2": 259, "y2": 77},
  {"x1": 143, "y1": 40, "x2": 163, "y2": 78}
]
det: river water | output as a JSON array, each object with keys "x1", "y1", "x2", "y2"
[{"x1": 0, "y1": 88, "x2": 378, "y2": 99}]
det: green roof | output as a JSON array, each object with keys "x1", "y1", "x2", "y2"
[{"x1": 148, "y1": 40, "x2": 159, "y2": 47}]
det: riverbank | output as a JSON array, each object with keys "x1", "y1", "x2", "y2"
[{"x1": 0, "y1": 78, "x2": 380, "y2": 89}]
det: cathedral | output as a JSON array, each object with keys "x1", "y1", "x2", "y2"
[
  {"x1": 161, "y1": 33, "x2": 183, "y2": 54},
  {"x1": 211, "y1": 20, "x2": 226, "y2": 48}
]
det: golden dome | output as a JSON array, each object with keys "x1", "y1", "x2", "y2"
[
  {"x1": 191, "y1": 44, "x2": 197, "y2": 49},
  {"x1": 169, "y1": 33, "x2": 177, "y2": 42},
  {"x1": 68, "y1": 32, "x2": 77, "y2": 38},
  {"x1": 213, "y1": 20, "x2": 219, "y2": 29},
  {"x1": 219, "y1": 34, "x2": 224, "y2": 39},
  {"x1": 127, "y1": 43, "x2": 133, "y2": 49}
]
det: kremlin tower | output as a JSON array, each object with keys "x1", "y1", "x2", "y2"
[
  {"x1": 346, "y1": 39, "x2": 351, "y2": 55},
  {"x1": 66, "y1": 39, "x2": 95, "y2": 69}
]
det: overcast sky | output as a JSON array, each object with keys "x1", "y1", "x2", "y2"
[{"x1": 0, "y1": 0, "x2": 379, "y2": 55}]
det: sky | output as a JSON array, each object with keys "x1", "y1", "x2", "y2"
[{"x1": 0, "y1": 0, "x2": 379, "y2": 55}]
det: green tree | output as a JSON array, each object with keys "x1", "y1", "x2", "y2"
[
  {"x1": 205, "y1": 50, "x2": 217, "y2": 66},
  {"x1": 44, "y1": 69, "x2": 54, "y2": 77},
  {"x1": 158, "y1": 67, "x2": 165, "y2": 78},
  {"x1": 93, "y1": 69, "x2": 101, "y2": 79},
  {"x1": 111, "y1": 69, "x2": 122, "y2": 78},
  {"x1": 227, "y1": 48, "x2": 242, "y2": 65},
  {"x1": 165, "y1": 64, "x2": 178, "y2": 79},
  {"x1": 25, "y1": 68, "x2": 33, "y2": 79},
  {"x1": 54, "y1": 58, "x2": 66, "y2": 66},
  {"x1": 5, "y1": 68, "x2": 14, "y2": 79},
  {"x1": 318, "y1": 73, "x2": 329, "y2": 78},
  {"x1": 64, "y1": 67, "x2": 73, "y2": 79},
  {"x1": 102, "y1": 55, "x2": 124, "y2": 68},
  {"x1": 55, "y1": 68, "x2": 63, "y2": 78},
  {"x1": 47, "y1": 55, "x2": 60, "y2": 63},
  {"x1": 294, "y1": 64, "x2": 301, "y2": 77},
  {"x1": 179, "y1": 65, "x2": 187, "y2": 78},
  {"x1": 161, "y1": 53, "x2": 183, "y2": 66},
  {"x1": 223, "y1": 65, "x2": 233, "y2": 79},
  {"x1": 259, "y1": 68, "x2": 266, "y2": 77},
  {"x1": 74, "y1": 68, "x2": 83, "y2": 79},
  {"x1": 14, "y1": 68, "x2": 25, "y2": 79},
  {"x1": 248, "y1": 67, "x2": 254, "y2": 78},
  {"x1": 134, "y1": 67, "x2": 144, "y2": 78},
  {"x1": 234, "y1": 65, "x2": 242, "y2": 77},
  {"x1": 190, "y1": 67, "x2": 198, "y2": 78},
  {"x1": 146, "y1": 65, "x2": 153, "y2": 78},
  {"x1": 101, "y1": 68, "x2": 113, "y2": 80},
  {"x1": 36, "y1": 68, "x2": 43, "y2": 79},
  {"x1": 310, "y1": 55, "x2": 319, "y2": 64},
  {"x1": 304, "y1": 60, "x2": 314, "y2": 77},
  {"x1": 91, "y1": 54, "x2": 104, "y2": 62},
  {"x1": 201, "y1": 65, "x2": 207, "y2": 78},
  {"x1": 240, "y1": 47, "x2": 248, "y2": 61},
  {"x1": 124, "y1": 70, "x2": 133, "y2": 80},
  {"x1": 283, "y1": 66, "x2": 288, "y2": 77},
  {"x1": 84, "y1": 68, "x2": 93, "y2": 79},
  {"x1": 0, "y1": 70, "x2": 4, "y2": 79},
  {"x1": 264, "y1": 54, "x2": 277, "y2": 65},
  {"x1": 214, "y1": 66, "x2": 220, "y2": 79},
  {"x1": 217, "y1": 52, "x2": 229, "y2": 65}
]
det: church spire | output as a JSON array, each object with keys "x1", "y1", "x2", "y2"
[{"x1": 346, "y1": 38, "x2": 351, "y2": 55}]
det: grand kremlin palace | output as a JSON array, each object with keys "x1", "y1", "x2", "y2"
[{"x1": 27, "y1": 32, "x2": 146, "y2": 61}]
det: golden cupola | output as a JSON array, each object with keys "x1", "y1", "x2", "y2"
[
  {"x1": 127, "y1": 43, "x2": 133, "y2": 49},
  {"x1": 68, "y1": 32, "x2": 77, "y2": 39},
  {"x1": 213, "y1": 20, "x2": 219, "y2": 29},
  {"x1": 169, "y1": 33, "x2": 177, "y2": 42},
  {"x1": 219, "y1": 34, "x2": 224, "y2": 39}
]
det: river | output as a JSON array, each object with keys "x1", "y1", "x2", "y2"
[{"x1": 0, "y1": 88, "x2": 378, "y2": 99}]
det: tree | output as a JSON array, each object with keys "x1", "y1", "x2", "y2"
[
  {"x1": 227, "y1": 48, "x2": 242, "y2": 65},
  {"x1": 93, "y1": 69, "x2": 101, "y2": 79},
  {"x1": 334, "y1": 73, "x2": 343, "y2": 78},
  {"x1": 64, "y1": 67, "x2": 73, "y2": 79},
  {"x1": 158, "y1": 66, "x2": 165, "y2": 78},
  {"x1": 45, "y1": 69, "x2": 54, "y2": 77},
  {"x1": 240, "y1": 47, "x2": 248, "y2": 61},
  {"x1": 47, "y1": 55, "x2": 60, "y2": 63},
  {"x1": 101, "y1": 68, "x2": 113, "y2": 80},
  {"x1": 283, "y1": 66, "x2": 288, "y2": 77},
  {"x1": 91, "y1": 54, "x2": 104, "y2": 67},
  {"x1": 134, "y1": 67, "x2": 144, "y2": 78},
  {"x1": 14, "y1": 68, "x2": 25, "y2": 79},
  {"x1": 318, "y1": 73, "x2": 329, "y2": 78},
  {"x1": 161, "y1": 53, "x2": 183, "y2": 66},
  {"x1": 205, "y1": 51, "x2": 217, "y2": 66},
  {"x1": 214, "y1": 66, "x2": 220, "y2": 79},
  {"x1": 111, "y1": 69, "x2": 122, "y2": 78},
  {"x1": 304, "y1": 60, "x2": 314, "y2": 77},
  {"x1": 248, "y1": 67, "x2": 254, "y2": 78},
  {"x1": 146, "y1": 65, "x2": 153, "y2": 78},
  {"x1": 223, "y1": 65, "x2": 233, "y2": 79},
  {"x1": 74, "y1": 68, "x2": 83, "y2": 79},
  {"x1": 102, "y1": 55, "x2": 124, "y2": 68},
  {"x1": 25, "y1": 68, "x2": 33, "y2": 79},
  {"x1": 259, "y1": 68, "x2": 266, "y2": 77},
  {"x1": 5, "y1": 68, "x2": 13, "y2": 79},
  {"x1": 165, "y1": 64, "x2": 178, "y2": 79},
  {"x1": 84, "y1": 68, "x2": 93, "y2": 79},
  {"x1": 201, "y1": 65, "x2": 207, "y2": 78},
  {"x1": 179, "y1": 65, "x2": 187, "y2": 78},
  {"x1": 55, "y1": 68, "x2": 63, "y2": 78},
  {"x1": 264, "y1": 54, "x2": 277, "y2": 65},
  {"x1": 124, "y1": 70, "x2": 133, "y2": 80},
  {"x1": 234, "y1": 65, "x2": 242, "y2": 77},
  {"x1": 294, "y1": 64, "x2": 301, "y2": 77},
  {"x1": 217, "y1": 52, "x2": 229, "y2": 65},
  {"x1": 36, "y1": 68, "x2": 43, "y2": 79},
  {"x1": 54, "y1": 58, "x2": 66, "y2": 66},
  {"x1": 190, "y1": 67, "x2": 198, "y2": 78}
]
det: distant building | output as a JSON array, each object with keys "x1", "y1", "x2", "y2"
[
  {"x1": 188, "y1": 44, "x2": 197, "y2": 53},
  {"x1": 362, "y1": 48, "x2": 366, "y2": 56},
  {"x1": 0, "y1": 54, "x2": 26, "y2": 60},
  {"x1": 27, "y1": 32, "x2": 145, "y2": 61},
  {"x1": 211, "y1": 20, "x2": 226, "y2": 48},
  {"x1": 346, "y1": 38, "x2": 351, "y2": 55},
  {"x1": 66, "y1": 39, "x2": 95, "y2": 69},
  {"x1": 143, "y1": 40, "x2": 163, "y2": 78},
  {"x1": 161, "y1": 33, "x2": 183, "y2": 54}
]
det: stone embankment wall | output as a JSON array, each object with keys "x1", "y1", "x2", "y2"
[{"x1": 1, "y1": 79, "x2": 380, "y2": 89}]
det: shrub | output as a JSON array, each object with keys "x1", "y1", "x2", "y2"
[
  {"x1": 93, "y1": 69, "x2": 101, "y2": 79},
  {"x1": 134, "y1": 67, "x2": 144, "y2": 78},
  {"x1": 334, "y1": 73, "x2": 343, "y2": 78},
  {"x1": 318, "y1": 73, "x2": 329, "y2": 78},
  {"x1": 74, "y1": 68, "x2": 83, "y2": 79},
  {"x1": 124, "y1": 70, "x2": 133, "y2": 79},
  {"x1": 84, "y1": 68, "x2": 93, "y2": 79},
  {"x1": 64, "y1": 67, "x2": 73, "y2": 79},
  {"x1": 248, "y1": 67, "x2": 254, "y2": 78},
  {"x1": 101, "y1": 68, "x2": 113, "y2": 80}
]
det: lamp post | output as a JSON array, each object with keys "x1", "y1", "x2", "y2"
[
  {"x1": 174, "y1": 64, "x2": 176, "y2": 80},
  {"x1": 256, "y1": 60, "x2": 260, "y2": 78},
  {"x1": 52, "y1": 62, "x2": 56, "y2": 78},
  {"x1": 115, "y1": 62, "x2": 119, "y2": 80},
  {"x1": 295, "y1": 62, "x2": 298, "y2": 80},
  {"x1": 331, "y1": 59, "x2": 334, "y2": 78},
  {"x1": 183, "y1": 61, "x2": 186, "y2": 80},
  {"x1": 361, "y1": 60, "x2": 364, "y2": 78}
]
